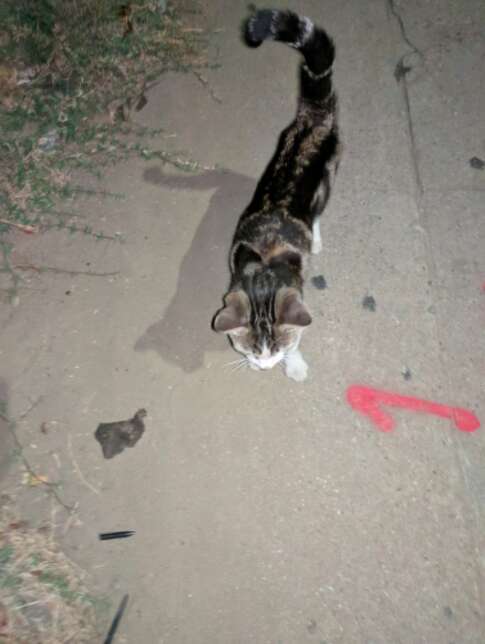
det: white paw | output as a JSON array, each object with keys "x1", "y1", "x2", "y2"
[
  {"x1": 311, "y1": 238, "x2": 322, "y2": 254},
  {"x1": 285, "y1": 353, "x2": 308, "y2": 382}
]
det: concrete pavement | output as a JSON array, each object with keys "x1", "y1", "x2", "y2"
[{"x1": 1, "y1": 1, "x2": 484, "y2": 642}]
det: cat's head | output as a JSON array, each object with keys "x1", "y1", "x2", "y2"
[
  {"x1": 212, "y1": 243, "x2": 312, "y2": 371},
  {"x1": 212, "y1": 287, "x2": 311, "y2": 370}
]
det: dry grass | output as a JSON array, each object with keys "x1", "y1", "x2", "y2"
[
  {"x1": 0, "y1": 0, "x2": 216, "y2": 296},
  {"x1": 0, "y1": 507, "x2": 106, "y2": 643}
]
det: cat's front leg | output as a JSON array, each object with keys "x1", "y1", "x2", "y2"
[
  {"x1": 311, "y1": 217, "x2": 322, "y2": 254},
  {"x1": 284, "y1": 349, "x2": 308, "y2": 382}
]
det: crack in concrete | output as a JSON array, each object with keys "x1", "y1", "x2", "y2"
[
  {"x1": 13, "y1": 264, "x2": 120, "y2": 278},
  {"x1": 1, "y1": 400, "x2": 76, "y2": 513},
  {"x1": 397, "y1": 72, "x2": 423, "y2": 197},
  {"x1": 387, "y1": 0, "x2": 424, "y2": 58},
  {"x1": 191, "y1": 69, "x2": 223, "y2": 104},
  {"x1": 387, "y1": 0, "x2": 424, "y2": 198},
  {"x1": 388, "y1": 3, "x2": 485, "y2": 615}
]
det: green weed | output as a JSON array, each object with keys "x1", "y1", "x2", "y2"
[{"x1": 0, "y1": 0, "x2": 215, "y2": 292}]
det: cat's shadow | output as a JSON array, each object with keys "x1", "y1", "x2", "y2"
[{"x1": 135, "y1": 167, "x2": 255, "y2": 372}]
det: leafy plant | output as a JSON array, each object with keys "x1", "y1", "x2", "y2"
[{"x1": 0, "y1": 0, "x2": 217, "y2": 292}]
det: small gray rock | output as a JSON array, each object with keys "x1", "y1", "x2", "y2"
[
  {"x1": 402, "y1": 367, "x2": 412, "y2": 381},
  {"x1": 311, "y1": 275, "x2": 327, "y2": 290},
  {"x1": 469, "y1": 156, "x2": 484, "y2": 170},
  {"x1": 38, "y1": 129, "x2": 59, "y2": 153},
  {"x1": 443, "y1": 605, "x2": 453, "y2": 619},
  {"x1": 362, "y1": 295, "x2": 376, "y2": 312}
]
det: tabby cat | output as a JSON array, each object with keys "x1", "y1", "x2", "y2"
[{"x1": 212, "y1": 8, "x2": 340, "y2": 381}]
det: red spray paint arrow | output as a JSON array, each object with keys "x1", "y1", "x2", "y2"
[{"x1": 346, "y1": 385, "x2": 480, "y2": 433}]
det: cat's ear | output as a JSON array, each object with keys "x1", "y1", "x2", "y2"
[
  {"x1": 212, "y1": 291, "x2": 250, "y2": 335},
  {"x1": 277, "y1": 289, "x2": 312, "y2": 327},
  {"x1": 230, "y1": 242, "x2": 263, "y2": 275}
]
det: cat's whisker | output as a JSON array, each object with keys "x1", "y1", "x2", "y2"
[
  {"x1": 231, "y1": 358, "x2": 249, "y2": 373},
  {"x1": 224, "y1": 358, "x2": 246, "y2": 368}
]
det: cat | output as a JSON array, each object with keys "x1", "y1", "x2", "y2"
[{"x1": 212, "y1": 8, "x2": 340, "y2": 381}]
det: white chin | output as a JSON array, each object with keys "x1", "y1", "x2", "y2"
[{"x1": 251, "y1": 357, "x2": 283, "y2": 371}]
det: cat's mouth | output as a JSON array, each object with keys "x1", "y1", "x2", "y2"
[
  {"x1": 248, "y1": 354, "x2": 284, "y2": 371},
  {"x1": 249, "y1": 362, "x2": 272, "y2": 371}
]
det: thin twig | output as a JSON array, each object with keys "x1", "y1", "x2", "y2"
[
  {"x1": 0, "y1": 219, "x2": 37, "y2": 234},
  {"x1": 67, "y1": 433, "x2": 100, "y2": 496},
  {"x1": 62, "y1": 503, "x2": 80, "y2": 536}
]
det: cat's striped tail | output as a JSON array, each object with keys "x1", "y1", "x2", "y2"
[{"x1": 243, "y1": 8, "x2": 335, "y2": 99}]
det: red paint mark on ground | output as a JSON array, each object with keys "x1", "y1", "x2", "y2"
[
  {"x1": 481, "y1": 281, "x2": 485, "y2": 293},
  {"x1": 347, "y1": 385, "x2": 480, "y2": 433}
]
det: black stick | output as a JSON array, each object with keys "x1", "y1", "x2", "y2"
[
  {"x1": 99, "y1": 531, "x2": 135, "y2": 541},
  {"x1": 104, "y1": 593, "x2": 129, "y2": 644}
]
